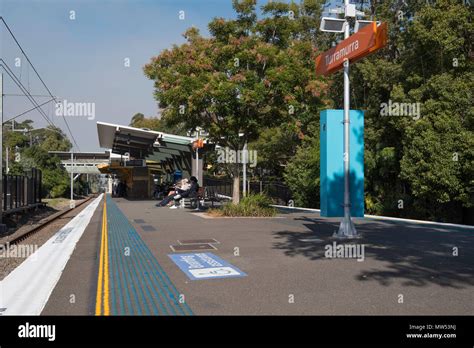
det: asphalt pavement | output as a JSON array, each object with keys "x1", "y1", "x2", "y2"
[{"x1": 43, "y1": 197, "x2": 474, "y2": 315}]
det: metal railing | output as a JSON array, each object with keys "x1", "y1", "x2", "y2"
[
  {"x1": 248, "y1": 181, "x2": 292, "y2": 206},
  {"x1": 3, "y1": 168, "x2": 42, "y2": 213},
  {"x1": 203, "y1": 177, "x2": 234, "y2": 199},
  {"x1": 203, "y1": 177, "x2": 292, "y2": 205}
]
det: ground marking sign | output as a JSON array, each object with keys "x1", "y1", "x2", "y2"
[{"x1": 169, "y1": 252, "x2": 247, "y2": 280}]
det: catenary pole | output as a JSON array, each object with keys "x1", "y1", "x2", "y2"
[
  {"x1": 243, "y1": 142, "x2": 247, "y2": 197},
  {"x1": 0, "y1": 73, "x2": 5, "y2": 230},
  {"x1": 70, "y1": 151, "x2": 74, "y2": 208}
]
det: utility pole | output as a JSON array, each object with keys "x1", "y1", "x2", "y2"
[
  {"x1": 335, "y1": 0, "x2": 358, "y2": 238},
  {"x1": 196, "y1": 147, "x2": 199, "y2": 181},
  {"x1": 70, "y1": 151, "x2": 75, "y2": 208},
  {"x1": 194, "y1": 130, "x2": 199, "y2": 182},
  {"x1": 242, "y1": 142, "x2": 247, "y2": 197},
  {"x1": 0, "y1": 73, "x2": 6, "y2": 232}
]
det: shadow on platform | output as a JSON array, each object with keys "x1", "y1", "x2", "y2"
[{"x1": 272, "y1": 216, "x2": 474, "y2": 289}]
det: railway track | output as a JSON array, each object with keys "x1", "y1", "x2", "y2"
[{"x1": 1, "y1": 195, "x2": 97, "y2": 248}]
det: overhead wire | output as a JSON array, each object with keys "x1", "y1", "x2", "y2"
[
  {"x1": 0, "y1": 16, "x2": 81, "y2": 150},
  {"x1": 0, "y1": 60, "x2": 54, "y2": 127},
  {"x1": 2, "y1": 98, "x2": 55, "y2": 124}
]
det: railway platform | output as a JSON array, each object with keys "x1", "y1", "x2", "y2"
[{"x1": 1, "y1": 194, "x2": 473, "y2": 316}]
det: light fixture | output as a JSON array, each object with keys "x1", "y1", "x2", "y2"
[
  {"x1": 354, "y1": 20, "x2": 380, "y2": 33},
  {"x1": 320, "y1": 17, "x2": 347, "y2": 33}
]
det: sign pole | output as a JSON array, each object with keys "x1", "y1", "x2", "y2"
[
  {"x1": 316, "y1": 6, "x2": 387, "y2": 237},
  {"x1": 335, "y1": 0, "x2": 358, "y2": 238}
]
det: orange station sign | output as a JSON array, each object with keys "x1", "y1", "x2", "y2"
[{"x1": 315, "y1": 22, "x2": 388, "y2": 76}]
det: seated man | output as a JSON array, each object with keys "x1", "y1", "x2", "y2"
[
  {"x1": 156, "y1": 179, "x2": 190, "y2": 207},
  {"x1": 169, "y1": 176, "x2": 199, "y2": 209}
]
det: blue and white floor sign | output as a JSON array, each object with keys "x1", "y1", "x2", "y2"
[{"x1": 168, "y1": 253, "x2": 247, "y2": 280}]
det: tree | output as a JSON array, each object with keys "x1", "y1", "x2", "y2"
[
  {"x1": 346, "y1": 0, "x2": 473, "y2": 222},
  {"x1": 251, "y1": 123, "x2": 300, "y2": 177},
  {"x1": 5, "y1": 122, "x2": 72, "y2": 198},
  {"x1": 129, "y1": 112, "x2": 188, "y2": 135},
  {"x1": 144, "y1": 0, "x2": 330, "y2": 202},
  {"x1": 130, "y1": 113, "x2": 145, "y2": 126},
  {"x1": 284, "y1": 122, "x2": 320, "y2": 207}
]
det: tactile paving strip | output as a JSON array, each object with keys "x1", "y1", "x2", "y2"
[{"x1": 106, "y1": 196, "x2": 192, "y2": 315}]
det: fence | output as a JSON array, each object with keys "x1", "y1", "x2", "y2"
[
  {"x1": 248, "y1": 181, "x2": 292, "y2": 206},
  {"x1": 203, "y1": 177, "x2": 233, "y2": 199},
  {"x1": 203, "y1": 177, "x2": 292, "y2": 205},
  {"x1": 2, "y1": 168, "x2": 42, "y2": 214}
]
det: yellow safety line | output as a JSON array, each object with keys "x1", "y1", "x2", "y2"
[
  {"x1": 103, "y1": 197, "x2": 110, "y2": 315},
  {"x1": 95, "y1": 195, "x2": 109, "y2": 315}
]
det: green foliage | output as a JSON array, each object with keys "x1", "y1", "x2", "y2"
[
  {"x1": 129, "y1": 112, "x2": 188, "y2": 135},
  {"x1": 143, "y1": 0, "x2": 472, "y2": 223},
  {"x1": 283, "y1": 122, "x2": 320, "y2": 208},
  {"x1": 280, "y1": 0, "x2": 473, "y2": 223},
  {"x1": 212, "y1": 193, "x2": 277, "y2": 217},
  {"x1": 4, "y1": 123, "x2": 72, "y2": 198},
  {"x1": 143, "y1": 0, "x2": 331, "y2": 202},
  {"x1": 251, "y1": 124, "x2": 300, "y2": 177},
  {"x1": 130, "y1": 113, "x2": 145, "y2": 125},
  {"x1": 35, "y1": 127, "x2": 71, "y2": 152},
  {"x1": 43, "y1": 166, "x2": 70, "y2": 198}
]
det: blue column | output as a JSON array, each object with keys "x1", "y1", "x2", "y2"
[{"x1": 320, "y1": 109, "x2": 364, "y2": 217}]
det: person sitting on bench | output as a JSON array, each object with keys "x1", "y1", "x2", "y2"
[
  {"x1": 156, "y1": 179, "x2": 190, "y2": 207},
  {"x1": 169, "y1": 176, "x2": 199, "y2": 209}
]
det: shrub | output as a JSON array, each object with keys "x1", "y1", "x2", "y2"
[{"x1": 209, "y1": 193, "x2": 277, "y2": 217}]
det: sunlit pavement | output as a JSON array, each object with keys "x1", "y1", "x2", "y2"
[{"x1": 42, "y1": 196, "x2": 474, "y2": 315}]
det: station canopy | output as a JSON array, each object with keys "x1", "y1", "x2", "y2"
[
  {"x1": 96, "y1": 122, "x2": 199, "y2": 173},
  {"x1": 97, "y1": 122, "x2": 162, "y2": 158}
]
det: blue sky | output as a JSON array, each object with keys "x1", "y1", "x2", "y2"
[
  {"x1": 0, "y1": 0, "x2": 239, "y2": 151},
  {"x1": 0, "y1": 0, "x2": 335, "y2": 151}
]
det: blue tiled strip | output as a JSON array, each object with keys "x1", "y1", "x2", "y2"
[{"x1": 106, "y1": 195, "x2": 193, "y2": 315}]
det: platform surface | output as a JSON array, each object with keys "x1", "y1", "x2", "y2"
[{"x1": 40, "y1": 196, "x2": 474, "y2": 315}]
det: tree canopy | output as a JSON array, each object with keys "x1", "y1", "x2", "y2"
[
  {"x1": 142, "y1": 0, "x2": 473, "y2": 222},
  {"x1": 5, "y1": 120, "x2": 72, "y2": 198},
  {"x1": 144, "y1": 0, "x2": 329, "y2": 202}
]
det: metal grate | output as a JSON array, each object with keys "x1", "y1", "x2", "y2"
[
  {"x1": 170, "y1": 244, "x2": 217, "y2": 252},
  {"x1": 178, "y1": 239, "x2": 219, "y2": 245}
]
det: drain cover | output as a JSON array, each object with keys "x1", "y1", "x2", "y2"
[
  {"x1": 133, "y1": 219, "x2": 146, "y2": 223},
  {"x1": 140, "y1": 225, "x2": 156, "y2": 231},
  {"x1": 170, "y1": 244, "x2": 216, "y2": 252},
  {"x1": 178, "y1": 239, "x2": 219, "y2": 245}
]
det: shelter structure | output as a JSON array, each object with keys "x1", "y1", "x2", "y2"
[{"x1": 95, "y1": 122, "x2": 211, "y2": 199}]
